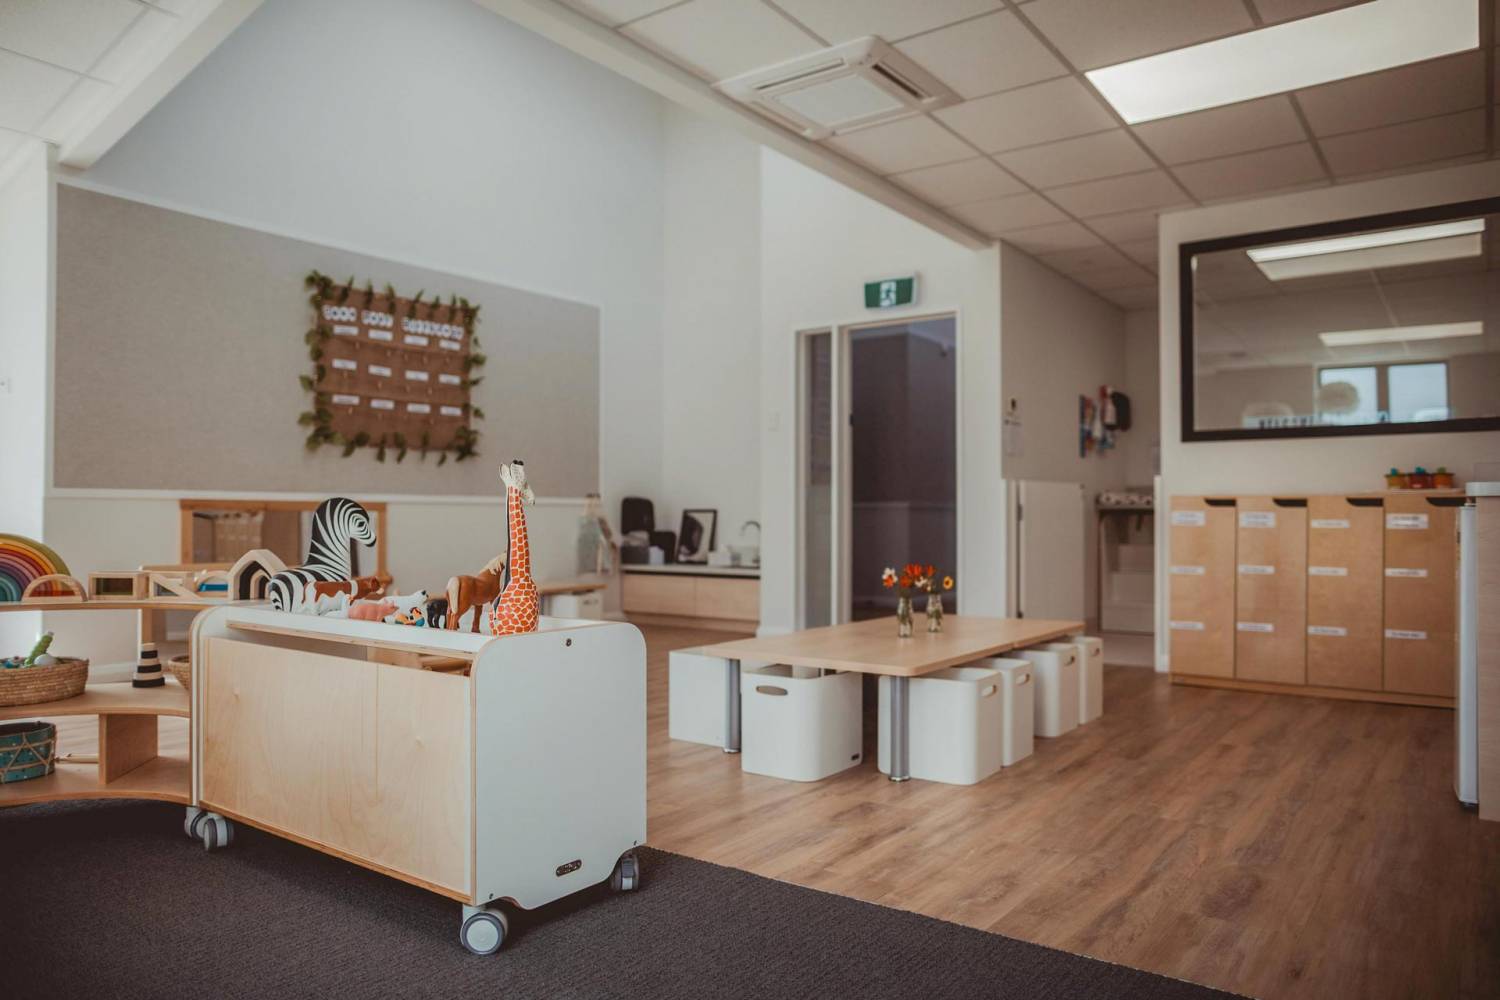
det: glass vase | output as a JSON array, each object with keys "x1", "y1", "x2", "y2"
[
  {"x1": 896, "y1": 596, "x2": 913, "y2": 638},
  {"x1": 926, "y1": 593, "x2": 944, "y2": 633}
]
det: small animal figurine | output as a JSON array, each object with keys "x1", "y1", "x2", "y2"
[
  {"x1": 380, "y1": 589, "x2": 429, "y2": 626},
  {"x1": 267, "y1": 498, "x2": 377, "y2": 611},
  {"x1": 445, "y1": 555, "x2": 505, "y2": 633},
  {"x1": 345, "y1": 599, "x2": 396, "y2": 622},
  {"x1": 425, "y1": 596, "x2": 449, "y2": 629},
  {"x1": 489, "y1": 461, "x2": 539, "y2": 636},
  {"x1": 304, "y1": 575, "x2": 384, "y2": 610}
]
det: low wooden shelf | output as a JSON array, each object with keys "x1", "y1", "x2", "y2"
[{"x1": 0, "y1": 751, "x2": 190, "y2": 806}]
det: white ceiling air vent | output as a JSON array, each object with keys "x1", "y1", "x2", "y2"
[{"x1": 715, "y1": 37, "x2": 959, "y2": 140}]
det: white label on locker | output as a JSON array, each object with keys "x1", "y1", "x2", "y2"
[
  {"x1": 439, "y1": 405, "x2": 464, "y2": 417},
  {"x1": 1169, "y1": 620, "x2": 1205, "y2": 631},
  {"x1": 367, "y1": 329, "x2": 393, "y2": 342},
  {"x1": 438, "y1": 338, "x2": 463, "y2": 351},
  {"x1": 367, "y1": 364, "x2": 392, "y2": 378},
  {"x1": 1170, "y1": 565, "x2": 1205, "y2": 575},
  {"x1": 322, "y1": 304, "x2": 357, "y2": 322},
  {"x1": 1238, "y1": 564, "x2": 1275, "y2": 575},
  {"x1": 438, "y1": 372, "x2": 462, "y2": 385},
  {"x1": 1236, "y1": 621, "x2": 1275, "y2": 633},
  {"x1": 1311, "y1": 518, "x2": 1350, "y2": 529},
  {"x1": 1239, "y1": 511, "x2": 1276, "y2": 528},
  {"x1": 370, "y1": 398, "x2": 395, "y2": 410},
  {"x1": 1308, "y1": 625, "x2": 1347, "y2": 637},
  {"x1": 405, "y1": 370, "x2": 429, "y2": 382},
  {"x1": 1171, "y1": 511, "x2": 1206, "y2": 526},
  {"x1": 331, "y1": 394, "x2": 360, "y2": 406},
  {"x1": 1308, "y1": 566, "x2": 1348, "y2": 576},
  {"x1": 403, "y1": 334, "x2": 429, "y2": 347},
  {"x1": 1385, "y1": 567, "x2": 1428, "y2": 578},
  {"x1": 407, "y1": 402, "x2": 431, "y2": 414},
  {"x1": 1387, "y1": 513, "x2": 1428, "y2": 530},
  {"x1": 331, "y1": 358, "x2": 357, "y2": 371},
  {"x1": 361, "y1": 310, "x2": 393, "y2": 328},
  {"x1": 332, "y1": 324, "x2": 358, "y2": 337},
  {"x1": 1385, "y1": 628, "x2": 1427, "y2": 640}
]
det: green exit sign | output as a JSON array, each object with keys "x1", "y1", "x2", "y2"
[{"x1": 863, "y1": 275, "x2": 917, "y2": 309}]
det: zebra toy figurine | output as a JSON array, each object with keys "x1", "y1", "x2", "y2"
[{"x1": 266, "y1": 497, "x2": 378, "y2": 612}]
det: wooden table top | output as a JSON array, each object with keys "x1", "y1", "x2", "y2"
[{"x1": 697, "y1": 615, "x2": 1084, "y2": 677}]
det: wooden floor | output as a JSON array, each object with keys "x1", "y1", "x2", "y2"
[
  {"x1": 40, "y1": 624, "x2": 1500, "y2": 998},
  {"x1": 645, "y1": 625, "x2": 1500, "y2": 1000}
]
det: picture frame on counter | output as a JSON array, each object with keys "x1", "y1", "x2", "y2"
[{"x1": 677, "y1": 509, "x2": 718, "y2": 564}]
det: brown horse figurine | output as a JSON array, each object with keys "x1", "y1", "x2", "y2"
[{"x1": 445, "y1": 555, "x2": 505, "y2": 633}]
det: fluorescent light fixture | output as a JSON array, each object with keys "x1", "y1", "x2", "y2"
[
  {"x1": 1086, "y1": 0, "x2": 1478, "y2": 124},
  {"x1": 1248, "y1": 219, "x2": 1484, "y2": 263},
  {"x1": 1319, "y1": 321, "x2": 1483, "y2": 348},
  {"x1": 1247, "y1": 219, "x2": 1484, "y2": 280}
]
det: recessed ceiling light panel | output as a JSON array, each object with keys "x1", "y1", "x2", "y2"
[
  {"x1": 1319, "y1": 320, "x2": 1483, "y2": 348},
  {"x1": 1086, "y1": 0, "x2": 1478, "y2": 124},
  {"x1": 716, "y1": 37, "x2": 959, "y2": 140},
  {"x1": 1247, "y1": 219, "x2": 1484, "y2": 280}
]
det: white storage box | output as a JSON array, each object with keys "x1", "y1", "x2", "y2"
[
  {"x1": 983, "y1": 658, "x2": 1035, "y2": 766},
  {"x1": 741, "y1": 665, "x2": 862, "y2": 782},
  {"x1": 668, "y1": 647, "x2": 730, "y2": 747},
  {"x1": 1038, "y1": 637, "x2": 1103, "y2": 724},
  {"x1": 875, "y1": 667, "x2": 1004, "y2": 785},
  {"x1": 544, "y1": 589, "x2": 603, "y2": 619},
  {"x1": 1015, "y1": 646, "x2": 1079, "y2": 737}
]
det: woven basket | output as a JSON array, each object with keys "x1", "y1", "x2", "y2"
[
  {"x1": 168, "y1": 654, "x2": 192, "y2": 692},
  {"x1": 0, "y1": 657, "x2": 88, "y2": 708},
  {"x1": 0, "y1": 720, "x2": 58, "y2": 783}
]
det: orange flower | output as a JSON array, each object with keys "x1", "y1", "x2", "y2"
[
  {"x1": 926, "y1": 564, "x2": 936, "y2": 579},
  {"x1": 881, "y1": 567, "x2": 897, "y2": 589},
  {"x1": 942, "y1": 576, "x2": 954, "y2": 590}
]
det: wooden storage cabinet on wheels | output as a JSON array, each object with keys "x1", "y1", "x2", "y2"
[
  {"x1": 1383, "y1": 496, "x2": 1460, "y2": 697},
  {"x1": 1305, "y1": 496, "x2": 1384, "y2": 691},
  {"x1": 1233, "y1": 497, "x2": 1307, "y2": 686},
  {"x1": 1167, "y1": 497, "x2": 1237, "y2": 678}
]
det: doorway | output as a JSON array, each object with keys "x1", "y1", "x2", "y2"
[{"x1": 799, "y1": 315, "x2": 959, "y2": 627}]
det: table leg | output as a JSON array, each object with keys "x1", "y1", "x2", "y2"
[
  {"x1": 889, "y1": 675, "x2": 910, "y2": 782},
  {"x1": 724, "y1": 658, "x2": 741, "y2": 754}
]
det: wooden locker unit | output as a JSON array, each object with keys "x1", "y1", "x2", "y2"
[
  {"x1": 1167, "y1": 496, "x2": 1237, "y2": 678},
  {"x1": 1383, "y1": 495, "x2": 1460, "y2": 697},
  {"x1": 1233, "y1": 497, "x2": 1307, "y2": 686},
  {"x1": 1305, "y1": 496, "x2": 1384, "y2": 691}
]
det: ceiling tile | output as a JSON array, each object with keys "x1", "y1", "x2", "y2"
[
  {"x1": 1319, "y1": 109, "x2": 1487, "y2": 177},
  {"x1": 1019, "y1": 0, "x2": 1253, "y2": 71},
  {"x1": 1075, "y1": 263, "x2": 1156, "y2": 291},
  {"x1": 1296, "y1": 51, "x2": 1486, "y2": 137},
  {"x1": 827, "y1": 115, "x2": 976, "y2": 174},
  {"x1": 0, "y1": 0, "x2": 141, "y2": 73},
  {"x1": 1132, "y1": 95, "x2": 1306, "y2": 165},
  {"x1": 91, "y1": 7, "x2": 176, "y2": 84},
  {"x1": 1173, "y1": 142, "x2": 1326, "y2": 201},
  {"x1": 948, "y1": 191, "x2": 1067, "y2": 234},
  {"x1": 894, "y1": 10, "x2": 1066, "y2": 100},
  {"x1": 1250, "y1": 0, "x2": 1365, "y2": 23},
  {"x1": 934, "y1": 76, "x2": 1116, "y2": 153},
  {"x1": 774, "y1": 0, "x2": 1003, "y2": 45},
  {"x1": 889, "y1": 156, "x2": 1027, "y2": 205},
  {"x1": 1115, "y1": 238, "x2": 1159, "y2": 268},
  {"x1": 1046, "y1": 169, "x2": 1185, "y2": 217},
  {"x1": 996, "y1": 129, "x2": 1154, "y2": 188},
  {"x1": 0, "y1": 50, "x2": 79, "y2": 132},
  {"x1": 1036, "y1": 243, "x2": 1134, "y2": 273},
  {"x1": 1086, "y1": 208, "x2": 1167, "y2": 243},
  {"x1": 1000, "y1": 221, "x2": 1105, "y2": 254},
  {"x1": 623, "y1": 0, "x2": 821, "y2": 81},
  {"x1": 559, "y1": 0, "x2": 680, "y2": 27}
]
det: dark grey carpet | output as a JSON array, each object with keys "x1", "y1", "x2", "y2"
[{"x1": 0, "y1": 800, "x2": 1244, "y2": 999}]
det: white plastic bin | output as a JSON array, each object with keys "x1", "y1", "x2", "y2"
[
  {"x1": 545, "y1": 589, "x2": 603, "y2": 619},
  {"x1": 876, "y1": 667, "x2": 1004, "y2": 785},
  {"x1": 1015, "y1": 646, "x2": 1079, "y2": 737},
  {"x1": 1037, "y1": 637, "x2": 1103, "y2": 724},
  {"x1": 981, "y1": 658, "x2": 1035, "y2": 766},
  {"x1": 668, "y1": 647, "x2": 730, "y2": 747},
  {"x1": 741, "y1": 665, "x2": 862, "y2": 782}
]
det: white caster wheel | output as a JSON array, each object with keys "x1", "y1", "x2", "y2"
[
  {"x1": 610, "y1": 852, "x2": 640, "y2": 892},
  {"x1": 460, "y1": 906, "x2": 508, "y2": 955},
  {"x1": 200, "y1": 814, "x2": 234, "y2": 852},
  {"x1": 184, "y1": 806, "x2": 205, "y2": 840}
]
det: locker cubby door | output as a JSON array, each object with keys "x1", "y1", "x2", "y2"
[
  {"x1": 1167, "y1": 496, "x2": 1236, "y2": 678},
  {"x1": 1383, "y1": 495, "x2": 1460, "y2": 697},
  {"x1": 1305, "y1": 496, "x2": 1384, "y2": 691},
  {"x1": 1233, "y1": 497, "x2": 1307, "y2": 685}
]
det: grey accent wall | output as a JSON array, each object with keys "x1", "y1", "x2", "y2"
[{"x1": 54, "y1": 185, "x2": 599, "y2": 497}]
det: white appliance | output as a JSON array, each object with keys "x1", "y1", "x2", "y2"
[
  {"x1": 1007, "y1": 479, "x2": 1087, "y2": 622},
  {"x1": 1456, "y1": 483, "x2": 1498, "y2": 806}
]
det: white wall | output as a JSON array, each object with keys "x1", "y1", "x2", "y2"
[
  {"x1": 659, "y1": 105, "x2": 762, "y2": 549},
  {"x1": 998, "y1": 244, "x2": 1128, "y2": 625},
  {"x1": 0, "y1": 141, "x2": 52, "y2": 651},
  {"x1": 759, "y1": 149, "x2": 1003, "y2": 634},
  {"x1": 1122, "y1": 309, "x2": 1160, "y2": 487}
]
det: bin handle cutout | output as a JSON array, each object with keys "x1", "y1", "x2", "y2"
[
  {"x1": 754, "y1": 685, "x2": 788, "y2": 696},
  {"x1": 979, "y1": 684, "x2": 997, "y2": 698},
  {"x1": 1016, "y1": 673, "x2": 1031, "y2": 685}
]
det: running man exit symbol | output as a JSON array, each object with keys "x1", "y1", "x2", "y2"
[{"x1": 863, "y1": 275, "x2": 917, "y2": 309}]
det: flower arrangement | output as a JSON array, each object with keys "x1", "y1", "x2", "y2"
[{"x1": 882, "y1": 564, "x2": 955, "y2": 636}]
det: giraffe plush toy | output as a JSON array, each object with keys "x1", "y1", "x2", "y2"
[{"x1": 489, "y1": 460, "x2": 539, "y2": 635}]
